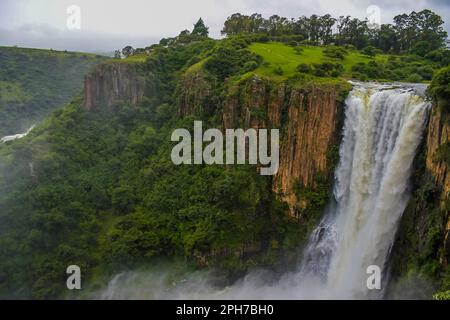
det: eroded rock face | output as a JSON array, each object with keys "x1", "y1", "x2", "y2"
[
  {"x1": 426, "y1": 106, "x2": 450, "y2": 197},
  {"x1": 220, "y1": 76, "x2": 347, "y2": 214},
  {"x1": 425, "y1": 104, "x2": 450, "y2": 265},
  {"x1": 177, "y1": 69, "x2": 213, "y2": 117},
  {"x1": 273, "y1": 87, "x2": 341, "y2": 210},
  {"x1": 83, "y1": 63, "x2": 145, "y2": 110}
]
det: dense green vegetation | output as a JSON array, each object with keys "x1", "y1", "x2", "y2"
[
  {"x1": 0, "y1": 38, "x2": 303, "y2": 299},
  {"x1": 221, "y1": 10, "x2": 447, "y2": 53},
  {"x1": 0, "y1": 9, "x2": 448, "y2": 299},
  {"x1": 235, "y1": 41, "x2": 444, "y2": 83},
  {"x1": 0, "y1": 47, "x2": 106, "y2": 136},
  {"x1": 388, "y1": 144, "x2": 450, "y2": 299},
  {"x1": 428, "y1": 66, "x2": 450, "y2": 110}
]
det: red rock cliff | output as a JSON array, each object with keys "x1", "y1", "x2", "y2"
[
  {"x1": 179, "y1": 74, "x2": 350, "y2": 216},
  {"x1": 425, "y1": 104, "x2": 450, "y2": 263},
  {"x1": 223, "y1": 77, "x2": 349, "y2": 214}
]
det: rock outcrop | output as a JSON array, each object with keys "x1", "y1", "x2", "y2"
[
  {"x1": 425, "y1": 104, "x2": 450, "y2": 265},
  {"x1": 83, "y1": 62, "x2": 145, "y2": 110},
  {"x1": 426, "y1": 106, "x2": 450, "y2": 197},
  {"x1": 179, "y1": 74, "x2": 350, "y2": 216},
  {"x1": 222, "y1": 77, "x2": 348, "y2": 214},
  {"x1": 177, "y1": 69, "x2": 213, "y2": 117},
  {"x1": 389, "y1": 101, "x2": 450, "y2": 290}
]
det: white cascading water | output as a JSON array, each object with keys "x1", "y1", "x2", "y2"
[
  {"x1": 0, "y1": 125, "x2": 35, "y2": 143},
  {"x1": 98, "y1": 82, "x2": 431, "y2": 299},
  {"x1": 299, "y1": 82, "x2": 430, "y2": 299}
]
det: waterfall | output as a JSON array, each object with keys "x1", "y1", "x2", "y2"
[
  {"x1": 1, "y1": 125, "x2": 35, "y2": 143},
  {"x1": 97, "y1": 82, "x2": 431, "y2": 300},
  {"x1": 298, "y1": 82, "x2": 430, "y2": 299}
]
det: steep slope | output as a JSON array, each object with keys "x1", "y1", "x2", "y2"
[
  {"x1": 388, "y1": 72, "x2": 450, "y2": 298},
  {"x1": 0, "y1": 46, "x2": 106, "y2": 136},
  {"x1": 0, "y1": 37, "x2": 447, "y2": 300}
]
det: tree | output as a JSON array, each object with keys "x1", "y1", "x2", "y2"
[
  {"x1": 192, "y1": 18, "x2": 209, "y2": 37},
  {"x1": 373, "y1": 24, "x2": 398, "y2": 52},
  {"x1": 177, "y1": 30, "x2": 192, "y2": 44},
  {"x1": 121, "y1": 45, "x2": 135, "y2": 58},
  {"x1": 222, "y1": 13, "x2": 249, "y2": 35},
  {"x1": 362, "y1": 46, "x2": 378, "y2": 57},
  {"x1": 393, "y1": 10, "x2": 447, "y2": 53},
  {"x1": 415, "y1": 9, "x2": 447, "y2": 50},
  {"x1": 318, "y1": 14, "x2": 336, "y2": 44},
  {"x1": 428, "y1": 66, "x2": 450, "y2": 109},
  {"x1": 411, "y1": 41, "x2": 433, "y2": 57}
]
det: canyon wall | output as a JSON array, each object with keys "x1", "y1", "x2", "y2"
[
  {"x1": 388, "y1": 102, "x2": 450, "y2": 296},
  {"x1": 426, "y1": 105, "x2": 450, "y2": 199},
  {"x1": 83, "y1": 62, "x2": 146, "y2": 110},
  {"x1": 223, "y1": 77, "x2": 348, "y2": 215},
  {"x1": 178, "y1": 72, "x2": 350, "y2": 217},
  {"x1": 425, "y1": 104, "x2": 450, "y2": 266}
]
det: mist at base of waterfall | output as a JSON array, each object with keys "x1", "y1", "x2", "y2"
[
  {"x1": 95, "y1": 82, "x2": 432, "y2": 300},
  {"x1": 93, "y1": 261, "x2": 435, "y2": 300}
]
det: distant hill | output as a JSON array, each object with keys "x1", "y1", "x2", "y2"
[{"x1": 0, "y1": 46, "x2": 106, "y2": 136}]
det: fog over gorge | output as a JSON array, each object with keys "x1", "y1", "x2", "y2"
[
  {"x1": 95, "y1": 83, "x2": 434, "y2": 300},
  {"x1": 0, "y1": 0, "x2": 449, "y2": 303}
]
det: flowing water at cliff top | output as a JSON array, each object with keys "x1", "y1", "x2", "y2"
[
  {"x1": 98, "y1": 82, "x2": 431, "y2": 299},
  {"x1": 298, "y1": 81, "x2": 430, "y2": 299}
]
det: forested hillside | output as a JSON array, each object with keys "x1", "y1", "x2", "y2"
[
  {"x1": 0, "y1": 11, "x2": 449, "y2": 299},
  {"x1": 0, "y1": 47, "x2": 106, "y2": 136}
]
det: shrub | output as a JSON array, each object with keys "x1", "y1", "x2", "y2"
[
  {"x1": 344, "y1": 44, "x2": 357, "y2": 51},
  {"x1": 406, "y1": 73, "x2": 423, "y2": 83},
  {"x1": 204, "y1": 40, "x2": 261, "y2": 80},
  {"x1": 410, "y1": 41, "x2": 433, "y2": 57},
  {"x1": 361, "y1": 46, "x2": 378, "y2": 57},
  {"x1": 417, "y1": 65, "x2": 435, "y2": 80},
  {"x1": 433, "y1": 290, "x2": 450, "y2": 300},
  {"x1": 428, "y1": 66, "x2": 450, "y2": 110},
  {"x1": 352, "y1": 60, "x2": 387, "y2": 79},
  {"x1": 323, "y1": 46, "x2": 348, "y2": 60},
  {"x1": 297, "y1": 63, "x2": 311, "y2": 73},
  {"x1": 293, "y1": 47, "x2": 304, "y2": 55},
  {"x1": 300, "y1": 40, "x2": 318, "y2": 46},
  {"x1": 243, "y1": 60, "x2": 259, "y2": 72},
  {"x1": 274, "y1": 66, "x2": 284, "y2": 75},
  {"x1": 312, "y1": 62, "x2": 343, "y2": 77},
  {"x1": 256, "y1": 34, "x2": 270, "y2": 43},
  {"x1": 425, "y1": 49, "x2": 444, "y2": 62},
  {"x1": 425, "y1": 49, "x2": 450, "y2": 67}
]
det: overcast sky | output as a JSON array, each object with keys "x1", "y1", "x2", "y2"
[{"x1": 0, "y1": 0, "x2": 449, "y2": 53}]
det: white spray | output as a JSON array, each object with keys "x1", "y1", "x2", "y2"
[
  {"x1": 299, "y1": 82, "x2": 430, "y2": 298},
  {"x1": 1, "y1": 125, "x2": 35, "y2": 143},
  {"x1": 98, "y1": 82, "x2": 430, "y2": 299}
]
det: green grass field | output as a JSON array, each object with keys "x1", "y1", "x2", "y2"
[
  {"x1": 248, "y1": 42, "x2": 390, "y2": 79},
  {"x1": 111, "y1": 53, "x2": 149, "y2": 64}
]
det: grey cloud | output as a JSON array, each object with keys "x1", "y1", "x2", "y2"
[
  {"x1": 0, "y1": 24, "x2": 159, "y2": 53},
  {"x1": 0, "y1": 0, "x2": 448, "y2": 53}
]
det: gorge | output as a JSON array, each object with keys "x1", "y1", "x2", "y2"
[
  {"x1": 97, "y1": 81, "x2": 433, "y2": 299},
  {"x1": 0, "y1": 38, "x2": 448, "y2": 300}
]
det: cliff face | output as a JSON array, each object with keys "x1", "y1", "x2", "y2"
[
  {"x1": 180, "y1": 74, "x2": 349, "y2": 216},
  {"x1": 177, "y1": 69, "x2": 213, "y2": 117},
  {"x1": 388, "y1": 102, "x2": 450, "y2": 295},
  {"x1": 83, "y1": 62, "x2": 146, "y2": 110},
  {"x1": 425, "y1": 105, "x2": 450, "y2": 266},
  {"x1": 426, "y1": 106, "x2": 450, "y2": 198},
  {"x1": 272, "y1": 86, "x2": 342, "y2": 212}
]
